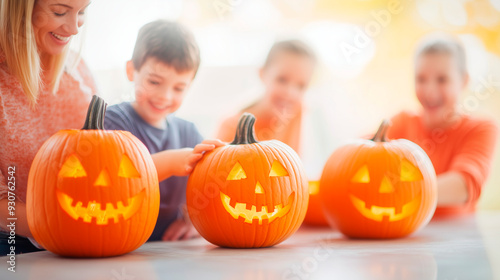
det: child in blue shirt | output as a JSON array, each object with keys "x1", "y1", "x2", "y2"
[{"x1": 105, "y1": 20, "x2": 222, "y2": 241}]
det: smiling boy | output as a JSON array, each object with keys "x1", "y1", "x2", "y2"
[{"x1": 104, "y1": 20, "x2": 222, "y2": 241}]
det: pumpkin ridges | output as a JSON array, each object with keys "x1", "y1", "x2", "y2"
[
  {"x1": 246, "y1": 144, "x2": 260, "y2": 248},
  {"x1": 277, "y1": 140, "x2": 306, "y2": 235},
  {"x1": 187, "y1": 114, "x2": 307, "y2": 248},
  {"x1": 27, "y1": 137, "x2": 46, "y2": 249},
  {"x1": 28, "y1": 139, "x2": 43, "y2": 248},
  {"x1": 43, "y1": 133, "x2": 67, "y2": 253},
  {"x1": 320, "y1": 134, "x2": 437, "y2": 238},
  {"x1": 202, "y1": 142, "x2": 304, "y2": 247},
  {"x1": 400, "y1": 140, "x2": 437, "y2": 232},
  {"x1": 116, "y1": 132, "x2": 145, "y2": 252},
  {"x1": 281, "y1": 141, "x2": 308, "y2": 238},
  {"x1": 29, "y1": 132, "x2": 68, "y2": 254},
  {"x1": 251, "y1": 143, "x2": 280, "y2": 247},
  {"x1": 250, "y1": 143, "x2": 272, "y2": 247},
  {"x1": 59, "y1": 133, "x2": 84, "y2": 254},
  {"x1": 275, "y1": 143, "x2": 307, "y2": 243},
  {"x1": 102, "y1": 132, "x2": 120, "y2": 256},
  {"x1": 190, "y1": 145, "x2": 231, "y2": 246},
  {"x1": 28, "y1": 98, "x2": 159, "y2": 257},
  {"x1": 121, "y1": 130, "x2": 160, "y2": 252},
  {"x1": 235, "y1": 144, "x2": 269, "y2": 248},
  {"x1": 261, "y1": 141, "x2": 306, "y2": 245},
  {"x1": 390, "y1": 140, "x2": 437, "y2": 234},
  {"x1": 214, "y1": 146, "x2": 236, "y2": 246}
]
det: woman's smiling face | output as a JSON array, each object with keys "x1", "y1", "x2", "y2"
[
  {"x1": 32, "y1": 0, "x2": 90, "y2": 56},
  {"x1": 415, "y1": 52, "x2": 467, "y2": 125}
]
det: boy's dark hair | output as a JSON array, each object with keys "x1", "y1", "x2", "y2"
[{"x1": 131, "y1": 20, "x2": 200, "y2": 76}]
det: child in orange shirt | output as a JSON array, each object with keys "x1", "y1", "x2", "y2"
[
  {"x1": 387, "y1": 35, "x2": 498, "y2": 215},
  {"x1": 217, "y1": 40, "x2": 316, "y2": 155}
]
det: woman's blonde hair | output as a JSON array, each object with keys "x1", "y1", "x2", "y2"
[{"x1": 0, "y1": 0, "x2": 69, "y2": 106}]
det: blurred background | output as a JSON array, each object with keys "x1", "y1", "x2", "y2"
[{"x1": 79, "y1": 0, "x2": 500, "y2": 210}]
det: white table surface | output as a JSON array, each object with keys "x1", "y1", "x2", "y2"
[{"x1": 2, "y1": 211, "x2": 499, "y2": 280}]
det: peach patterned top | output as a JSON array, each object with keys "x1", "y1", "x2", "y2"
[{"x1": 0, "y1": 53, "x2": 97, "y2": 203}]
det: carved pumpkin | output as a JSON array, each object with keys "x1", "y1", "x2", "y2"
[
  {"x1": 27, "y1": 96, "x2": 160, "y2": 257},
  {"x1": 186, "y1": 113, "x2": 308, "y2": 248},
  {"x1": 320, "y1": 120, "x2": 437, "y2": 238},
  {"x1": 303, "y1": 181, "x2": 330, "y2": 227}
]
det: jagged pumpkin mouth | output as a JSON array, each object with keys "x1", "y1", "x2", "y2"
[
  {"x1": 220, "y1": 192, "x2": 295, "y2": 225},
  {"x1": 56, "y1": 190, "x2": 145, "y2": 225},
  {"x1": 349, "y1": 194, "x2": 420, "y2": 222}
]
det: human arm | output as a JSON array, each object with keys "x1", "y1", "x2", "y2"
[
  {"x1": 439, "y1": 121, "x2": 498, "y2": 207},
  {"x1": 151, "y1": 139, "x2": 225, "y2": 182},
  {"x1": 436, "y1": 171, "x2": 468, "y2": 206}
]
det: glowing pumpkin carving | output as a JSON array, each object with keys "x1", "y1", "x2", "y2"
[
  {"x1": 320, "y1": 120, "x2": 437, "y2": 238},
  {"x1": 27, "y1": 96, "x2": 160, "y2": 257},
  {"x1": 187, "y1": 113, "x2": 308, "y2": 248}
]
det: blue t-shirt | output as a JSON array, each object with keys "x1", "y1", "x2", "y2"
[{"x1": 104, "y1": 102, "x2": 203, "y2": 241}]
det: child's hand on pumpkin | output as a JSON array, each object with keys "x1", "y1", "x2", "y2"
[
  {"x1": 152, "y1": 139, "x2": 225, "y2": 180},
  {"x1": 184, "y1": 139, "x2": 226, "y2": 174}
]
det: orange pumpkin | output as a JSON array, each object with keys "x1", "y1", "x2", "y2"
[
  {"x1": 320, "y1": 120, "x2": 437, "y2": 238},
  {"x1": 303, "y1": 181, "x2": 330, "y2": 227},
  {"x1": 27, "y1": 96, "x2": 160, "y2": 257},
  {"x1": 186, "y1": 113, "x2": 308, "y2": 248}
]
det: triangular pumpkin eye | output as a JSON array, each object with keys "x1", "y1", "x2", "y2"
[
  {"x1": 227, "y1": 162, "x2": 247, "y2": 180},
  {"x1": 59, "y1": 155, "x2": 87, "y2": 178},
  {"x1": 269, "y1": 161, "x2": 289, "y2": 177},
  {"x1": 400, "y1": 159, "x2": 423, "y2": 182},
  {"x1": 118, "y1": 154, "x2": 141, "y2": 178},
  {"x1": 351, "y1": 165, "x2": 370, "y2": 183}
]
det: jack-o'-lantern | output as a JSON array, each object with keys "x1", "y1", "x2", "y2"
[
  {"x1": 27, "y1": 96, "x2": 160, "y2": 257},
  {"x1": 186, "y1": 113, "x2": 308, "y2": 248},
  {"x1": 320, "y1": 120, "x2": 437, "y2": 238},
  {"x1": 303, "y1": 181, "x2": 330, "y2": 227}
]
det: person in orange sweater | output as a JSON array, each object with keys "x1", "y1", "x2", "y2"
[
  {"x1": 217, "y1": 40, "x2": 316, "y2": 155},
  {"x1": 387, "y1": 34, "x2": 498, "y2": 215}
]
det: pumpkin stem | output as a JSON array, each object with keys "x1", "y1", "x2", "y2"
[
  {"x1": 82, "y1": 95, "x2": 107, "y2": 130},
  {"x1": 230, "y1": 113, "x2": 259, "y2": 145},
  {"x1": 371, "y1": 119, "x2": 391, "y2": 142}
]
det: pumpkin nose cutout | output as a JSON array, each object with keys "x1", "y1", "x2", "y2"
[
  {"x1": 255, "y1": 181, "x2": 264, "y2": 194},
  {"x1": 378, "y1": 175, "x2": 394, "y2": 193},
  {"x1": 94, "y1": 169, "x2": 111, "y2": 187}
]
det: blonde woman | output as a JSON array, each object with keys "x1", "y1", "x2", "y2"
[
  {"x1": 387, "y1": 35, "x2": 498, "y2": 215},
  {"x1": 0, "y1": 0, "x2": 96, "y2": 254}
]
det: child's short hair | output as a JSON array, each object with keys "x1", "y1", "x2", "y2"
[
  {"x1": 415, "y1": 33, "x2": 467, "y2": 76},
  {"x1": 131, "y1": 20, "x2": 200, "y2": 76},
  {"x1": 263, "y1": 39, "x2": 316, "y2": 68}
]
